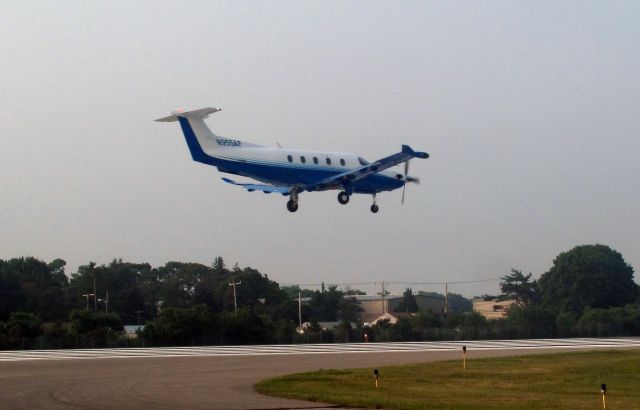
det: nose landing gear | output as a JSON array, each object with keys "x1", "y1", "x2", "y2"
[{"x1": 370, "y1": 194, "x2": 379, "y2": 213}]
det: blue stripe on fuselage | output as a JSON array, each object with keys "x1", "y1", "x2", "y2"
[
  {"x1": 178, "y1": 117, "x2": 220, "y2": 166},
  {"x1": 217, "y1": 158, "x2": 404, "y2": 193},
  {"x1": 177, "y1": 116, "x2": 403, "y2": 194}
]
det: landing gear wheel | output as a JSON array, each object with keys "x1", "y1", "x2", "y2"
[
  {"x1": 370, "y1": 204, "x2": 379, "y2": 213},
  {"x1": 337, "y1": 191, "x2": 350, "y2": 205},
  {"x1": 287, "y1": 200, "x2": 298, "y2": 212}
]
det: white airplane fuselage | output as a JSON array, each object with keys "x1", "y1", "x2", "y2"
[{"x1": 156, "y1": 107, "x2": 428, "y2": 212}]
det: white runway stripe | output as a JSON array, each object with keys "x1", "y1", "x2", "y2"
[{"x1": 1, "y1": 337, "x2": 639, "y2": 362}]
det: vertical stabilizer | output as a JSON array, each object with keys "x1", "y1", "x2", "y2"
[{"x1": 155, "y1": 107, "x2": 222, "y2": 163}]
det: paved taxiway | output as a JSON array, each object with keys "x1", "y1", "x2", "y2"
[{"x1": 1, "y1": 338, "x2": 639, "y2": 410}]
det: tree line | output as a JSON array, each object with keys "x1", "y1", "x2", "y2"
[{"x1": 1, "y1": 244, "x2": 638, "y2": 348}]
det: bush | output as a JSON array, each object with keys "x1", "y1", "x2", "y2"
[
  {"x1": 6, "y1": 312, "x2": 42, "y2": 338},
  {"x1": 69, "y1": 309, "x2": 123, "y2": 339}
]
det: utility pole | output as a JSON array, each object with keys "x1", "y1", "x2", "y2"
[
  {"x1": 298, "y1": 291, "x2": 302, "y2": 331},
  {"x1": 444, "y1": 282, "x2": 449, "y2": 319},
  {"x1": 377, "y1": 281, "x2": 388, "y2": 314},
  {"x1": 82, "y1": 293, "x2": 94, "y2": 310},
  {"x1": 228, "y1": 280, "x2": 241, "y2": 317},
  {"x1": 93, "y1": 273, "x2": 98, "y2": 311}
]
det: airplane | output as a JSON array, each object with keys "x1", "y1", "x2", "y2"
[{"x1": 155, "y1": 107, "x2": 429, "y2": 213}]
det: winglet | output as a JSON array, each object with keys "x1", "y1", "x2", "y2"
[{"x1": 401, "y1": 144, "x2": 429, "y2": 159}]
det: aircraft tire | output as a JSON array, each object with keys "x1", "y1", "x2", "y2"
[
  {"x1": 287, "y1": 200, "x2": 298, "y2": 212},
  {"x1": 370, "y1": 204, "x2": 379, "y2": 213},
  {"x1": 337, "y1": 191, "x2": 350, "y2": 205}
]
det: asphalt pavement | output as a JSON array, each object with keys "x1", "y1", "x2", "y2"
[{"x1": 1, "y1": 338, "x2": 638, "y2": 410}]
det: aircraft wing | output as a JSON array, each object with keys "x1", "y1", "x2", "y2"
[
  {"x1": 222, "y1": 178, "x2": 292, "y2": 195},
  {"x1": 307, "y1": 144, "x2": 429, "y2": 191}
]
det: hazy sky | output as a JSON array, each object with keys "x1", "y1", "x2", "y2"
[{"x1": 2, "y1": 1, "x2": 638, "y2": 297}]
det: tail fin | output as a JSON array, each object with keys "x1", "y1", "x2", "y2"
[{"x1": 155, "y1": 107, "x2": 222, "y2": 163}]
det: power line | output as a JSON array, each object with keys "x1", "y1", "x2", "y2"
[
  {"x1": 390, "y1": 278, "x2": 500, "y2": 285},
  {"x1": 282, "y1": 278, "x2": 500, "y2": 287}
]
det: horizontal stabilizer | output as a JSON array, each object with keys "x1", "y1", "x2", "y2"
[
  {"x1": 401, "y1": 144, "x2": 429, "y2": 159},
  {"x1": 155, "y1": 107, "x2": 221, "y2": 122},
  {"x1": 222, "y1": 178, "x2": 291, "y2": 195}
]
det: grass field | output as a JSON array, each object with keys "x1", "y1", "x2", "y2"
[{"x1": 256, "y1": 350, "x2": 640, "y2": 409}]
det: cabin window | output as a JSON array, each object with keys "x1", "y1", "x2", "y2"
[
  {"x1": 340, "y1": 158, "x2": 346, "y2": 166},
  {"x1": 358, "y1": 157, "x2": 369, "y2": 166},
  {"x1": 326, "y1": 158, "x2": 332, "y2": 165},
  {"x1": 287, "y1": 155, "x2": 293, "y2": 163},
  {"x1": 313, "y1": 157, "x2": 318, "y2": 164},
  {"x1": 300, "y1": 156, "x2": 306, "y2": 163}
]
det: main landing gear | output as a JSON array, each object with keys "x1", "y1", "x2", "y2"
[
  {"x1": 337, "y1": 191, "x2": 379, "y2": 213},
  {"x1": 289, "y1": 191, "x2": 380, "y2": 213},
  {"x1": 287, "y1": 191, "x2": 299, "y2": 212},
  {"x1": 286, "y1": 199, "x2": 298, "y2": 212}
]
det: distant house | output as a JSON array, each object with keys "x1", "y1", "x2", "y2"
[
  {"x1": 472, "y1": 298, "x2": 516, "y2": 319},
  {"x1": 123, "y1": 325, "x2": 144, "y2": 338},
  {"x1": 368, "y1": 312, "x2": 400, "y2": 326}
]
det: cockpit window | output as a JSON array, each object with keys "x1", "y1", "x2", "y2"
[{"x1": 358, "y1": 157, "x2": 369, "y2": 166}]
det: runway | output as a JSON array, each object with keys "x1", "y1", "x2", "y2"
[
  {"x1": 1, "y1": 338, "x2": 638, "y2": 409},
  {"x1": 2, "y1": 337, "x2": 639, "y2": 362}
]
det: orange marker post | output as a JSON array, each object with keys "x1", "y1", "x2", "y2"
[{"x1": 462, "y1": 346, "x2": 467, "y2": 370}]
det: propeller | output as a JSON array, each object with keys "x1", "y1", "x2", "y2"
[{"x1": 401, "y1": 160, "x2": 420, "y2": 205}]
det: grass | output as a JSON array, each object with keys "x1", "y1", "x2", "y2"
[{"x1": 255, "y1": 350, "x2": 640, "y2": 410}]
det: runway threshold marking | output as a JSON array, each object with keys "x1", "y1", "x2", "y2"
[{"x1": 0, "y1": 337, "x2": 638, "y2": 362}]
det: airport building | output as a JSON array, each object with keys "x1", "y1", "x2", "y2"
[
  {"x1": 353, "y1": 294, "x2": 446, "y2": 325},
  {"x1": 472, "y1": 298, "x2": 516, "y2": 319}
]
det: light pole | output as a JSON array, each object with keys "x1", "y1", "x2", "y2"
[
  {"x1": 82, "y1": 293, "x2": 94, "y2": 310},
  {"x1": 228, "y1": 280, "x2": 241, "y2": 317},
  {"x1": 98, "y1": 291, "x2": 109, "y2": 313}
]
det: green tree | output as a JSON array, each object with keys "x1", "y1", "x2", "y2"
[
  {"x1": 396, "y1": 288, "x2": 419, "y2": 313},
  {"x1": 140, "y1": 304, "x2": 215, "y2": 340},
  {"x1": 280, "y1": 285, "x2": 315, "y2": 299},
  {"x1": 0, "y1": 257, "x2": 68, "y2": 321},
  {"x1": 6, "y1": 312, "x2": 42, "y2": 338},
  {"x1": 538, "y1": 244, "x2": 638, "y2": 314},
  {"x1": 69, "y1": 310, "x2": 123, "y2": 339},
  {"x1": 309, "y1": 285, "x2": 343, "y2": 321},
  {"x1": 505, "y1": 305, "x2": 556, "y2": 338},
  {"x1": 500, "y1": 269, "x2": 538, "y2": 307},
  {"x1": 337, "y1": 296, "x2": 363, "y2": 322}
]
